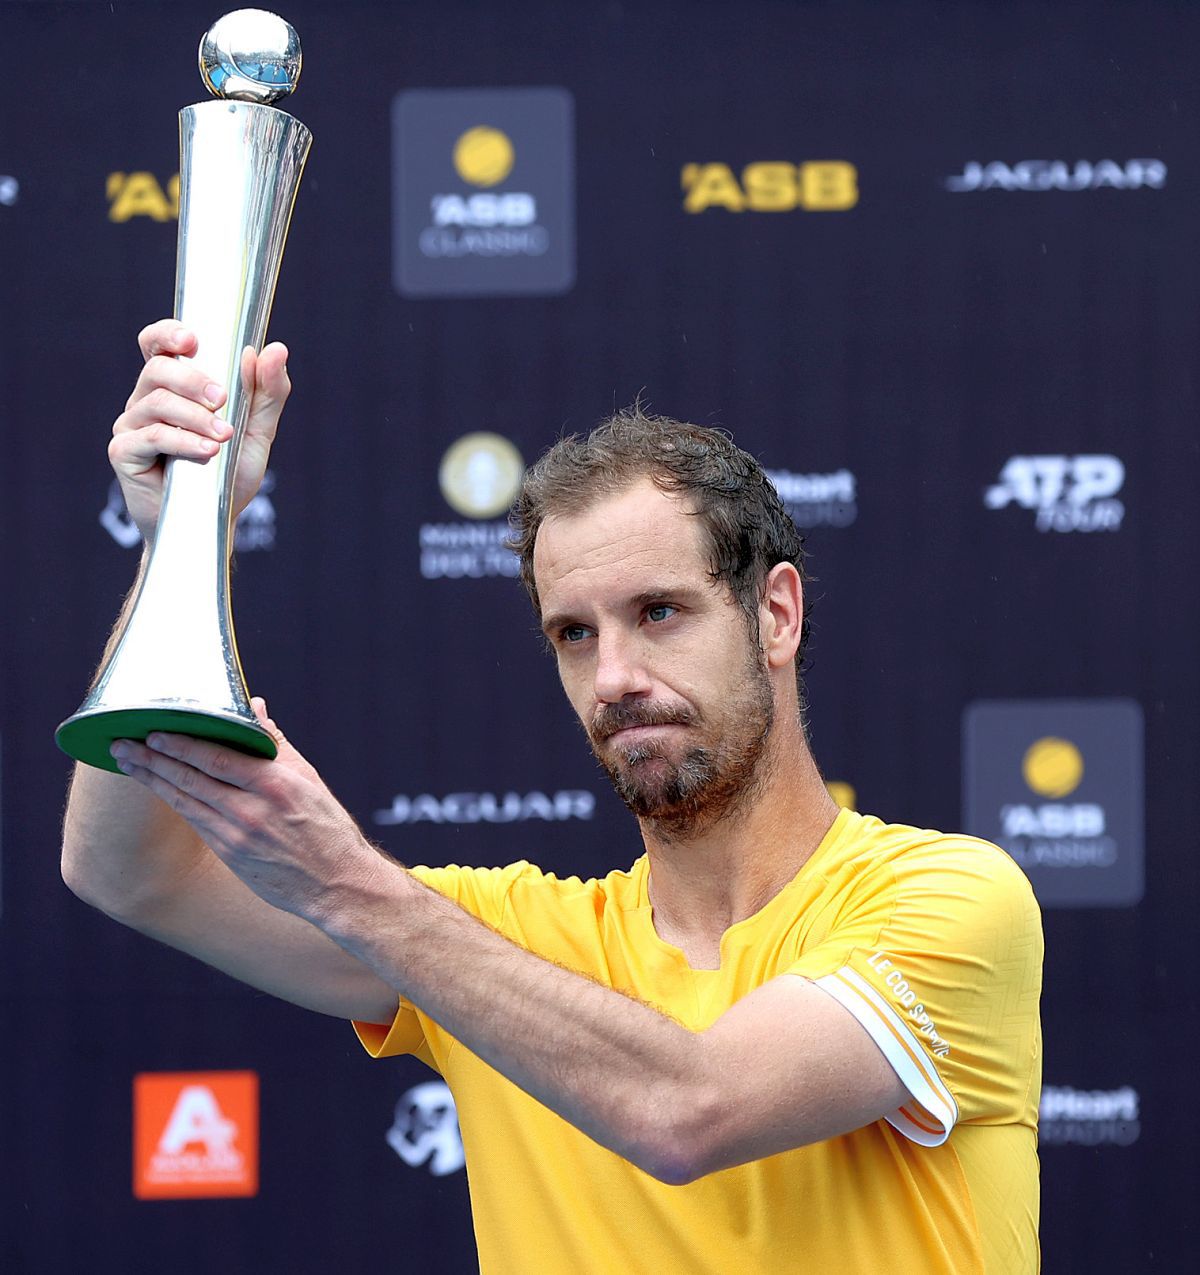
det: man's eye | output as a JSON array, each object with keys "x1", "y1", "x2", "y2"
[
  {"x1": 562, "y1": 626, "x2": 590, "y2": 644},
  {"x1": 646, "y1": 604, "x2": 676, "y2": 623}
]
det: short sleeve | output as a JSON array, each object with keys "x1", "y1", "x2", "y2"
[
  {"x1": 352, "y1": 860, "x2": 541, "y2": 1063},
  {"x1": 788, "y1": 841, "x2": 1042, "y2": 1147}
]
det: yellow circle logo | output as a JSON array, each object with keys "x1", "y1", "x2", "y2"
[
  {"x1": 453, "y1": 126, "x2": 515, "y2": 187},
  {"x1": 1022, "y1": 737, "x2": 1084, "y2": 798},
  {"x1": 439, "y1": 433, "x2": 525, "y2": 519}
]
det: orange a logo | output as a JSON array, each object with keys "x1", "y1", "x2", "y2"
[{"x1": 133, "y1": 1071, "x2": 259, "y2": 1199}]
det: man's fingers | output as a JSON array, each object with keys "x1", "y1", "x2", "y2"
[
  {"x1": 138, "y1": 319, "x2": 197, "y2": 363},
  {"x1": 109, "y1": 422, "x2": 222, "y2": 470},
  {"x1": 114, "y1": 733, "x2": 263, "y2": 792}
]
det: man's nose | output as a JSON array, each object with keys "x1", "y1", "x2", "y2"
[{"x1": 593, "y1": 631, "x2": 652, "y2": 703}]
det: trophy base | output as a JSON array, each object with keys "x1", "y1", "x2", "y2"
[{"x1": 55, "y1": 707, "x2": 278, "y2": 774}]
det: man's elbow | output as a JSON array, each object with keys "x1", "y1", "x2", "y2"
[{"x1": 627, "y1": 1080, "x2": 726, "y2": 1186}]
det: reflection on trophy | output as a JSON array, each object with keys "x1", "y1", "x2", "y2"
[{"x1": 56, "y1": 10, "x2": 312, "y2": 773}]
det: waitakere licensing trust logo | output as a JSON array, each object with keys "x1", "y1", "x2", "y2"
[
  {"x1": 393, "y1": 87, "x2": 574, "y2": 297},
  {"x1": 963, "y1": 700, "x2": 1144, "y2": 907}
]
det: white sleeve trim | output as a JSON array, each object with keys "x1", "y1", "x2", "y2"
[{"x1": 814, "y1": 966, "x2": 958, "y2": 1147}]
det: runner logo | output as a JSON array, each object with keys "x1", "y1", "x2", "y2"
[
  {"x1": 133, "y1": 1071, "x2": 258, "y2": 1199},
  {"x1": 766, "y1": 467, "x2": 858, "y2": 527},
  {"x1": 387, "y1": 1081, "x2": 465, "y2": 1177},
  {"x1": 1040, "y1": 1085, "x2": 1140, "y2": 1146},
  {"x1": 100, "y1": 471, "x2": 278, "y2": 552},
  {"x1": 394, "y1": 87, "x2": 575, "y2": 296},
  {"x1": 420, "y1": 434, "x2": 524, "y2": 580},
  {"x1": 963, "y1": 700, "x2": 1144, "y2": 907},
  {"x1": 985, "y1": 455, "x2": 1124, "y2": 532},
  {"x1": 946, "y1": 158, "x2": 1165, "y2": 192}
]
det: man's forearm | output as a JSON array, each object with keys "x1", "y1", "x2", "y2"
[{"x1": 318, "y1": 861, "x2": 713, "y2": 1183}]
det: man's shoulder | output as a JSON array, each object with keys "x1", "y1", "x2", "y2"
[{"x1": 828, "y1": 810, "x2": 1037, "y2": 907}]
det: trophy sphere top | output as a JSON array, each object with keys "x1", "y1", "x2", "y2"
[{"x1": 198, "y1": 9, "x2": 301, "y2": 105}]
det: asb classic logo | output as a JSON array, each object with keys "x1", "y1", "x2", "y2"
[
  {"x1": 963, "y1": 700, "x2": 1144, "y2": 907},
  {"x1": 393, "y1": 87, "x2": 575, "y2": 296},
  {"x1": 945, "y1": 158, "x2": 1166, "y2": 193},
  {"x1": 133, "y1": 1071, "x2": 258, "y2": 1199},
  {"x1": 681, "y1": 161, "x2": 858, "y2": 212},
  {"x1": 419, "y1": 432, "x2": 524, "y2": 580},
  {"x1": 985, "y1": 455, "x2": 1124, "y2": 533}
]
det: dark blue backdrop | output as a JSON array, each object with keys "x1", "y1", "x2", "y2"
[{"x1": 2, "y1": 1, "x2": 1195, "y2": 1270}]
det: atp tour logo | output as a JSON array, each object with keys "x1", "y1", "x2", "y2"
[
  {"x1": 963, "y1": 700, "x2": 1144, "y2": 907},
  {"x1": 945, "y1": 158, "x2": 1166, "y2": 193},
  {"x1": 393, "y1": 87, "x2": 575, "y2": 296},
  {"x1": 985, "y1": 455, "x2": 1125, "y2": 532},
  {"x1": 100, "y1": 472, "x2": 278, "y2": 551},
  {"x1": 418, "y1": 433, "x2": 525, "y2": 580},
  {"x1": 387, "y1": 1081, "x2": 465, "y2": 1177},
  {"x1": 1040, "y1": 1085, "x2": 1140, "y2": 1147},
  {"x1": 133, "y1": 1071, "x2": 259, "y2": 1199},
  {"x1": 766, "y1": 467, "x2": 858, "y2": 528}
]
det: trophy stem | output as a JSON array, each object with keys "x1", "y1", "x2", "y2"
[{"x1": 56, "y1": 99, "x2": 312, "y2": 774}]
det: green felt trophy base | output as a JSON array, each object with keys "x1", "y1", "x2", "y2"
[{"x1": 56, "y1": 707, "x2": 278, "y2": 774}]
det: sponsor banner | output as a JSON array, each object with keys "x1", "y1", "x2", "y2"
[
  {"x1": 945, "y1": 158, "x2": 1166, "y2": 193},
  {"x1": 680, "y1": 161, "x2": 858, "y2": 213},
  {"x1": 766, "y1": 467, "x2": 857, "y2": 528},
  {"x1": 133, "y1": 1071, "x2": 259, "y2": 1199},
  {"x1": 1040, "y1": 1085, "x2": 1140, "y2": 1147},
  {"x1": 107, "y1": 171, "x2": 179, "y2": 221},
  {"x1": 101, "y1": 471, "x2": 278, "y2": 552},
  {"x1": 963, "y1": 699, "x2": 1144, "y2": 907},
  {"x1": 420, "y1": 433, "x2": 524, "y2": 579},
  {"x1": 985, "y1": 455, "x2": 1125, "y2": 533},
  {"x1": 393, "y1": 87, "x2": 575, "y2": 297},
  {"x1": 387, "y1": 1081, "x2": 465, "y2": 1177},
  {"x1": 375, "y1": 788, "x2": 595, "y2": 826}
]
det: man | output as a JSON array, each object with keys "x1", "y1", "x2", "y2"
[{"x1": 63, "y1": 321, "x2": 1043, "y2": 1274}]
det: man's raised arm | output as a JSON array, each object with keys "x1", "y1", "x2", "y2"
[{"x1": 60, "y1": 321, "x2": 396, "y2": 1025}]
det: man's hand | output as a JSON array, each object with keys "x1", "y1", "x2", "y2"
[
  {"x1": 110, "y1": 319, "x2": 291, "y2": 544},
  {"x1": 107, "y1": 704, "x2": 391, "y2": 927}
]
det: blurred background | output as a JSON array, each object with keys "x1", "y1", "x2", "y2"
[{"x1": 1, "y1": 1, "x2": 1196, "y2": 1269}]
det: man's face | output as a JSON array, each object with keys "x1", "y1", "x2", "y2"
[{"x1": 533, "y1": 478, "x2": 776, "y2": 839}]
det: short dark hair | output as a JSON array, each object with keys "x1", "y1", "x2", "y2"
[{"x1": 509, "y1": 406, "x2": 813, "y2": 708}]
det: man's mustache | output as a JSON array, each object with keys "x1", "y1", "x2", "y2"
[{"x1": 590, "y1": 701, "x2": 696, "y2": 742}]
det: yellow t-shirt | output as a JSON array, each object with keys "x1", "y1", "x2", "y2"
[{"x1": 356, "y1": 808, "x2": 1043, "y2": 1274}]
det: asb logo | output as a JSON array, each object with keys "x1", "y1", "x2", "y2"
[
  {"x1": 985, "y1": 455, "x2": 1124, "y2": 533},
  {"x1": 1040, "y1": 1085, "x2": 1140, "y2": 1146},
  {"x1": 681, "y1": 161, "x2": 858, "y2": 212},
  {"x1": 387, "y1": 1081, "x2": 465, "y2": 1176},
  {"x1": 766, "y1": 467, "x2": 858, "y2": 528},
  {"x1": 963, "y1": 699, "x2": 1144, "y2": 907},
  {"x1": 107, "y1": 171, "x2": 180, "y2": 221},
  {"x1": 375, "y1": 788, "x2": 595, "y2": 826},
  {"x1": 100, "y1": 472, "x2": 278, "y2": 552},
  {"x1": 946, "y1": 158, "x2": 1165, "y2": 193},
  {"x1": 394, "y1": 87, "x2": 575, "y2": 296},
  {"x1": 133, "y1": 1071, "x2": 258, "y2": 1199},
  {"x1": 420, "y1": 433, "x2": 525, "y2": 580}
]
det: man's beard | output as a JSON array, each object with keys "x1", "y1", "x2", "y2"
[{"x1": 588, "y1": 652, "x2": 775, "y2": 841}]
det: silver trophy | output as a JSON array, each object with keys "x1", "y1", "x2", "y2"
[{"x1": 56, "y1": 10, "x2": 312, "y2": 773}]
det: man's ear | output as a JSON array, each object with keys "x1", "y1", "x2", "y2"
[{"x1": 759, "y1": 563, "x2": 804, "y2": 669}]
